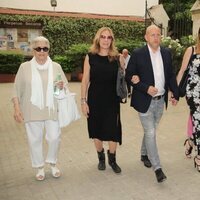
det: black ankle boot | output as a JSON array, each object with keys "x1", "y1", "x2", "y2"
[
  {"x1": 97, "y1": 149, "x2": 106, "y2": 170},
  {"x1": 107, "y1": 150, "x2": 121, "y2": 173}
]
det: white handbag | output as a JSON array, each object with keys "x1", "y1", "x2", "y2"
[{"x1": 56, "y1": 89, "x2": 81, "y2": 128}]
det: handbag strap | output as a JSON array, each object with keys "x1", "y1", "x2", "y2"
[{"x1": 117, "y1": 59, "x2": 121, "y2": 69}]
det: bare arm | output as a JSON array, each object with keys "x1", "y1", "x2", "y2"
[
  {"x1": 81, "y1": 55, "x2": 90, "y2": 118},
  {"x1": 12, "y1": 97, "x2": 24, "y2": 123},
  {"x1": 119, "y1": 54, "x2": 125, "y2": 69},
  {"x1": 177, "y1": 46, "x2": 193, "y2": 84}
]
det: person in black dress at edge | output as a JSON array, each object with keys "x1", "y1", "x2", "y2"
[
  {"x1": 81, "y1": 27, "x2": 125, "y2": 173},
  {"x1": 177, "y1": 27, "x2": 200, "y2": 172}
]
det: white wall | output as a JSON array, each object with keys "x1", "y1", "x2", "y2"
[
  {"x1": 148, "y1": 5, "x2": 169, "y2": 37},
  {"x1": 0, "y1": 0, "x2": 159, "y2": 17}
]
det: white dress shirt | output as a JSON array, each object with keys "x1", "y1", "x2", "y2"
[{"x1": 148, "y1": 45, "x2": 165, "y2": 96}]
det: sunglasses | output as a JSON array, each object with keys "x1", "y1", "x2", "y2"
[
  {"x1": 34, "y1": 47, "x2": 49, "y2": 52},
  {"x1": 100, "y1": 35, "x2": 113, "y2": 40}
]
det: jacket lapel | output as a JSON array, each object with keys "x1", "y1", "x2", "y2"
[
  {"x1": 144, "y1": 45, "x2": 155, "y2": 84},
  {"x1": 160, "y1": 47, "x2": 167, "y2": 80}
]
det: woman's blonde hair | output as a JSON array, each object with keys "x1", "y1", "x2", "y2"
[
  {"x1": 89, "y1": 27, "x2": 119, "y2": 61},
  {"x1": 31, "y1": 36, "x2": 50, "y2": 49},
  {"x1": 196, "y1": 28, "x2": 200, "y2": 54}
]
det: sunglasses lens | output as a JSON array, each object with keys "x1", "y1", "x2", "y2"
[
  {"x1": 100, "y1": 35, "x2": 112, "y2": 40},
  {"x1": 34, "y1": 47, "x2": 40, "y2": 52},
  {"x1": 43, "y1": 47, "x2": 49, "y2": 52},
  {"x1": 34, "y1": 47, "x2": 49, "y2": 52}
]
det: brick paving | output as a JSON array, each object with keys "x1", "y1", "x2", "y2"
[{"x1": 0, "y1": 82, "x2": 200, "y2": 200}]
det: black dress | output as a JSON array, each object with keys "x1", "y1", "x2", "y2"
[{"x1": 87, "y1": 53, "x2": 122, "y2": 144}]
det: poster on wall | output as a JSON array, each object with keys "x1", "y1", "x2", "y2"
[
  {"x1": 0, "y1": 28, "x2": 42, "y2": 54},
  {"x1": 7, "y1": 28, "x2": 17, "y2": 41},
  {"x1": 28, "y1": 29, "x2": 42, "y2": 42},
  {"x1": 17, "y1": 29, "x2": 28, "y2": 42},
  {"x1": 0, "y1": 28, "x2": 18, "y2": 50},
  {"x1": 17, "y1": 29, "x2": 30, "y2": 53},
  {"x1": 18, "y1": 42, "x2": 31, "y2": 54},
  {"x1": 0, "y1": 29, "x2": 6, "y2": 50},
  {"x1": 0, "y1": 28, "x2": 6, "y2": 38},
  {"x1": 6, "y1": 28, "x2": 17, "y2": 49},
  {"x1": 0, "y1": 36, "x2": 7, "y2": 50}
]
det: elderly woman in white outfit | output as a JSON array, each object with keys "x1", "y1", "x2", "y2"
[{"x1": 12, "y1": 36, "x2": 68, "y2": 181}]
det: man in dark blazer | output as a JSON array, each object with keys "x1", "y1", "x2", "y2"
[{"x1": 125, "y1": 25, "x2": 179, "y2": 183}]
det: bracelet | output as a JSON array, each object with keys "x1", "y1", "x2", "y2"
[{"x1": 81, "y1": 98, "x2": 87, "y2": 105}]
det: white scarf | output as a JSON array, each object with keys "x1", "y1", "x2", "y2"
[{"x1": 31, "y1": 56, "x2": 54, "y2": 113}]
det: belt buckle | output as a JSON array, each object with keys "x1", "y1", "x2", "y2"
[{"x1": 153, "y1": 95, "x2": 162, "y2": 100}]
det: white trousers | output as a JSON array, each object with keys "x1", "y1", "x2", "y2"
[{"x1": 25, "y1": 120, "x2": 61, "y2": 168}]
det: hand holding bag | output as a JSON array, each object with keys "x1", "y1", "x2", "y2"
[
  {"x1": 178, "y1": 47, "x2": 194, "y2": 97},
  {"x1": 116, "y1": 60, "x2": 127, "y2": 103},
  {"x1": 56, "y1": 89, "x2": 81, "y2": 128}
]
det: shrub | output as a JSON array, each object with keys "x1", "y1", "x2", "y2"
[
  {"x1": 161, "y1": 36, "x2": 184, "y2": 73},
  {"x1": 0, "y1": 51, "x2": 24, "y2": 74},
  {"x1": 161, "y1": 35, "x2": 196, "y2": 73},
  {"x1": 44, "y1": 18, "x2": 145, "y2": 56},
  {"x1": 65, "y1": 43, "x2": 90, "y2": 72},
  {"x1": 116, "y1": 39, "x2": 145, "y2": 53},
  {"x1": 180, "y1": 35, "x2": 195, "y2": 49},
  {"x1": 53, "y1": 55, "x2": 74, "y2": 73}
]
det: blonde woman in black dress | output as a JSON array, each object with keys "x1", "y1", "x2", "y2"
[{"x1": 81, "y1": 27, "x2": 125, "y2": 173}]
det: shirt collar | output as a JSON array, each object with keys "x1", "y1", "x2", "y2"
[{"x1": 147, "y1": 44, "x2": 160, "y2": 54}]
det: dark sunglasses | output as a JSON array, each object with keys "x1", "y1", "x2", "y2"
[
  {"x1": 100, "y1": 35, "x2": 113, "y2": 40},
  {"x1": 34, "y1": 47, "x2": 49, "y2": 52}
]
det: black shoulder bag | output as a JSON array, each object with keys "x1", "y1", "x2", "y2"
[
  {"x1": 178, "y1": 47, "x2": 194, "y2": 97},
  {"x1": 116, "y1": 60, "x2": 127, "y2": 103}
]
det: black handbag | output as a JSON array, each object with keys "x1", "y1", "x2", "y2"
[
  {"x1": 116, "y1": 60, "x2": 127, "y2": 103},
  {"x1": 178, "y1": 47, "x2": 194, "y2": 97}
]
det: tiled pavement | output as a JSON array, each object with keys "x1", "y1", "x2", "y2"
[{"x1": 0, "y1": 82, "x2": 200, "y2": 200}]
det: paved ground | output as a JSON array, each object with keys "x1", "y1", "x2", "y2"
[{"x1": 0, "y1": 82, "x2": 200, "y2": 200}]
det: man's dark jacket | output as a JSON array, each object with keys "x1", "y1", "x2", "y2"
[{"x1": 125, "y1": 45, "x2": 179, "y2": 113}]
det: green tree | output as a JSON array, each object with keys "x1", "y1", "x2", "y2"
[{"x1": 159, "y1": 0, "x2": 196, "y2": 38}]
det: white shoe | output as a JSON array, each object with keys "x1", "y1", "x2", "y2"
[
  {"x1": 51, "y1": 165, "x2": 61, "y2": 178},
  {"x1": 36, "y1": 168, "x2": 45, "y2": 181}
]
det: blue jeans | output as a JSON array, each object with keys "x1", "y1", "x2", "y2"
[{"x1": 139, "y1": 97, "x2": 164, "y2": 171}]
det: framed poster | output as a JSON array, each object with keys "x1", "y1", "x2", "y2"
[
  {"x1": 0, "y1": 36, "x2": 7, "y2": 50},
  {"x1": 17, "y1": 29, "x2": 28, "y2": 42},
  {"x1": 28, "y1": 29, "x2": 42, "y2": 42}
]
